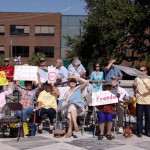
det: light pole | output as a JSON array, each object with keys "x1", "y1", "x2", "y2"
[{"x1": 10, "y1": 40, "x2": 13, "y2": 64}]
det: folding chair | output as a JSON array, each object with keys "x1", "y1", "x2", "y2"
[{"x1": 0, "y1": 102, "x2": 24, "y2": 142}]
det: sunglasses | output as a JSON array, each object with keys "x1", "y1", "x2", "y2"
[
  {"x1": 4, "y1": 60, "x2": 9, "y2": 62},
  {"x1": 69, "y1": 81, "x2": 76, "y2": 83},
  {"x1": 140, "y1": 70, "x2": 146, "y2": 72},
  {"x1": 95, "y1": 66, "x2": 100, "y2": 67},
  {"x1": 112, "y1": 85, "x2": 118, "y2": 88}
]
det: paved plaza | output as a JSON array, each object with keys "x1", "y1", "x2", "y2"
[{"x1": 0, "y1": 129, "x2": 150, "y2": 150}]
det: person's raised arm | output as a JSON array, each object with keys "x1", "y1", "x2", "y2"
[
  {"x1": 106, "y1": 59, "x2": 116, "y2": 71},
  {"x1": 74, "y1": 77, "x2": 88, "y2": 90}
]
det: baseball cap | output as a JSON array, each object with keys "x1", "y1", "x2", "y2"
[
  {"x1": 4, "y1": 58, "x2": 10, "y2": 61},
  {"x1": 40, "y1": 58, "x2": 46, "y2": 62}
]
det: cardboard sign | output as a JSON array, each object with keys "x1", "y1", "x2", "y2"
[
  {"x1": 48, "y1": 66, "x2": 58, "y2": 84},
  {"x1": 92, "y1": 90, "x2": 118, "y2": 106},
  {"x1": 0, "y1": 71, "x2": 8, "y2": 85},
  {"x1": 14, "y1": 66, "x2": 38, "y2": 81}
]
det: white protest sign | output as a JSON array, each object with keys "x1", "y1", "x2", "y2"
[
  {"x1": 92, "y1": 90, "x2": 118, "y2": 106},
  {"x1": 14, "y1": 65, "x2": 38, "y2": 81},
  {"x1": 48, "y1": 65, "x2": 58, "y2": 84}
]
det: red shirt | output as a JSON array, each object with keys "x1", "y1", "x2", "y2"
[{"x1": 1, "y1": 65, "x2": 14, "y2": 81}]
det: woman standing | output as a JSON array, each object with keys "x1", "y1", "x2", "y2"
[
  {"x1": 133, "y1": 66, "x2": 150, "y2": 138},
  {"x1": 90, "y1": 63, "x2": 104, "y2": 91}
]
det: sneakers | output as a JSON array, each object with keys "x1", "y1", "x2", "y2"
[{"x1": 118, "y1": 127, "x2": 124, "y2": 134}]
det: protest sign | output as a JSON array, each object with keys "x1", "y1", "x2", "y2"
[
  {"x1": 14, "y1": 66, "x2": 38, "y2": 81},
  {"x1": 92, "y1": 90, "x2": 118, "y2": 106},
  {"x1": 0, "y1": 71, "x2": 8, "y2": 85},
  {"x1": 48, "y1": 66, "x2": 58, "y2": 84}
]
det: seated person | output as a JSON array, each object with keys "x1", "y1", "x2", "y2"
[
  {"x1": 35, "y1": 82, "x2": 59, "y2": 134},
  {"x1": 0, "y1": 85, "x2": 12, "y2": 118},
  {"x1": 15, "y1": 74, "x2": 41, "y2": 122},
  {"x1": 62, "y1": 77, "x2": 87, "y2": 138},
  {"x1": 111, "y1": 80, "x2": 131, "y2": 134},
  {"x1": 96, "y1": 83, "x2": 118, "y2": 140}
]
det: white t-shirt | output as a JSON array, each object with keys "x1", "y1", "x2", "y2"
[
  {"x1": 57, "y1": 66, "x2": 68, "y2": 82},
  {"x1": 57, "y1": 86, "x2": 70, "y2": 100},
  {"x1": 118, "y1": 87, "x2": 129, "y2": 102}
]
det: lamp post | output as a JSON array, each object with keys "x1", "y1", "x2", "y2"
[{"x1": 10, "y1": 40, "x2": 13, "y2": 64}]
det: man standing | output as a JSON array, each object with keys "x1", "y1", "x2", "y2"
[
  {"x1": 56, "y1": 59, "x2": 68, "y2": 84},
  {"x1": 1, "y1": 58, "x2": 14, "y2": 91},
  {"x1": 104, "y1": 59, "x2": 123, "y2": 82}
]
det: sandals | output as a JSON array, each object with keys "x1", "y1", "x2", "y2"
[
  {"x1": 65, "y1": 132, "x2": 72, "y2": 138},
  {"x1": 106, "y1": 134, "x2": 113, "y2": 140},
  {"x1": 98, "y1": 135, "x2": 104, "y2": 140}
]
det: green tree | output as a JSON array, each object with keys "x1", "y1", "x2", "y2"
[
  {"x1": 29, "y1": 52, "x2": 47, "y2": 66},
  {"x1": 65, "y1": 0, "x2": 150, "y2": 67}
]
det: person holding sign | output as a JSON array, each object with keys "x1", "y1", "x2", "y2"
[
  {"x1": 62, "y1": 77, "x2": 87, "y2": 138},
  {"x1": 15, "y1": 73, "x2": 42, "y2": 122},
  {"x1": 96, "y1": 83, "x2": 118, "y2": 140},
  {"x1": 1, "y1": 58, "x2": 14, "y2": 91}
]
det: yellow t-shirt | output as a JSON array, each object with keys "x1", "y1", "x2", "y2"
[
  {"x1": 37, "y1": 90, "x2": 57, "y2": 109},
  {"x1": 134, "y1": 77, "x2": 150, "y2": 105}
]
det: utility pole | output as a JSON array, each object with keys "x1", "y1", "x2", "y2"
[{"x1": 10, "y1": 40, "x2": 13, "y2": 64}]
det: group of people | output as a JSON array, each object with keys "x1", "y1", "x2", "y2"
[{"x1": 0, "y1": 56, "x2": 150, "y2": 140}]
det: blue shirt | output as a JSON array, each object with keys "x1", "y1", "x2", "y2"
[
  {"x1": 90, "y1": 71, "x2": 104, "y2": 91},
  {"x1": 104, "y1": 66, "x2": 123, "y2": 82}
]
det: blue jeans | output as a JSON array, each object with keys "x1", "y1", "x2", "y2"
[{"x1": 17, "y1": 106, "x2": 34, "y2": 122}]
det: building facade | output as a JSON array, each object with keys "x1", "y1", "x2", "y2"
[{"x1": 0, "y1": 12, "x2": 61, "y2": 65}]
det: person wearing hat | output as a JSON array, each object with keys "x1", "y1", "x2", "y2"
[
  {"x1": 38, "y1": 58, "x2": 47, "y2": 70},
  {"x1": 1, "y1": 58, "x2": 14, "y2": 91}
]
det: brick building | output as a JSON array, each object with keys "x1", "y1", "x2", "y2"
[{"x1": 0, "y1": 12, "x2": 61, "y2": 65}]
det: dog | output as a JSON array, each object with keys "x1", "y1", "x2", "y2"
[{"x1": 123, "y1": 125, "x2": 133, "y2": 138}]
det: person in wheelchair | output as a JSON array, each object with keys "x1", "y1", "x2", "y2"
[
  {"x1": 35, "y1": 82, "x2": 59, "y2": 134},
  {"x1": 62, "y1": 77, "x2": 87, "y2": 138}
]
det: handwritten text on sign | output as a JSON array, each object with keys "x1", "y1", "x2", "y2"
[
  {"x1": 92, "y1": 90, "x2": 118, "y2": 106},
  {"x1": 14, "y1": 66, "x2": 38, "y2": 81},
  {"x1": 0, "y1": 71, "x2": 8, "y2": 85}
]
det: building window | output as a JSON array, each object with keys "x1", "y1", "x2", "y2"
[
  {"x1": 0, "y1": 25, "x2": 5, "y2": 35},
  {"x1": 35, "y1": 26, "x2": 54, "y2": 36},
  {"x1": 35, "y1": 46, "x2": 54, "y2": 58},
  {"x1": 10, "y1": 25, "x2": 29, "y2": 35},
  {"x1": 0, "y1": 45, "x2": 4, "y2": 55},
  {"x1": 10, "y1": 46, "x2": 29, "y2": 57}
]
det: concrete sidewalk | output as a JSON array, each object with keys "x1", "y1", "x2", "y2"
[{"x1": 0, "y1": 130, "x2": 150, "y2": 150}]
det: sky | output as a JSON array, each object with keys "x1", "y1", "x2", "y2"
[{"x1": 0, "y1": 0, "x2": 87, "y2": 15}]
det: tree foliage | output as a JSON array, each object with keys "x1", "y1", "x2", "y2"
[
  {"x1": 29, "y1": 52, "x2": 47, "y2": 66},
  {"x1": 65, "y1": 0, "x2": 150, "y2": 67}
]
